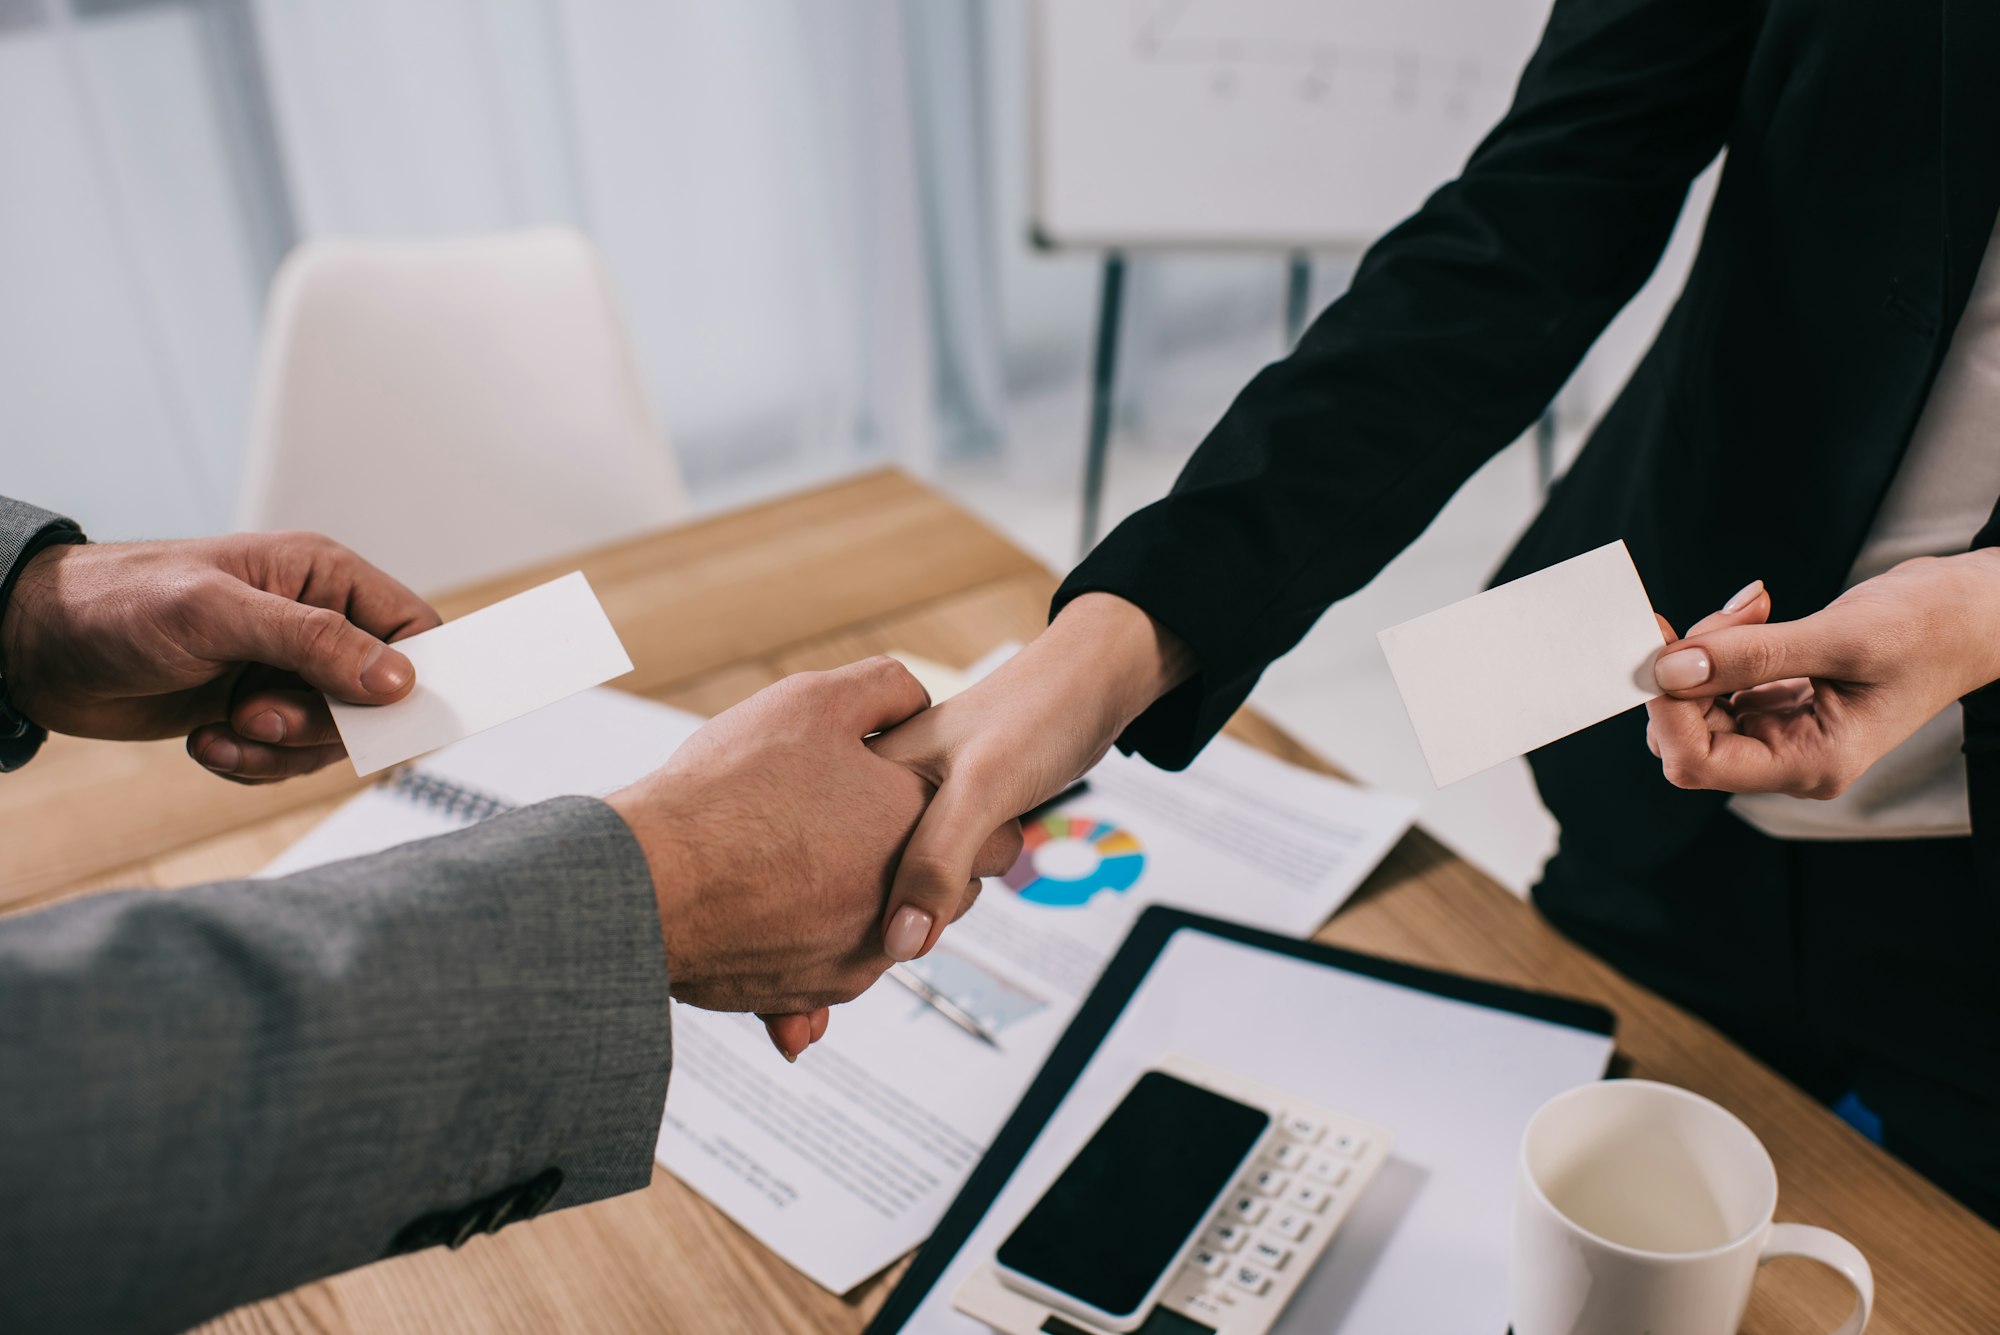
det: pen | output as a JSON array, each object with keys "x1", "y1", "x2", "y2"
[{"x1": 887, "y1": 964, "x2": 1002, "y2": 1049}]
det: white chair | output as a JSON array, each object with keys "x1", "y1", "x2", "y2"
[{"x1": 239, "y1": 228, "x2": 689, "y2": 595}]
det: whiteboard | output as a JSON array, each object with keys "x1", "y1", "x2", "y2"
[{"x1": 1031, "y1": 0, "x2": 1552, "y2": 250}]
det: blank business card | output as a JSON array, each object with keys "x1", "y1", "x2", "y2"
[
  {"x1": 329, "y1": 571, "x2": 634, "y2": 777},
  {"x1": 1377, "y1": 540, "x2": 1663, "y2": 787}
]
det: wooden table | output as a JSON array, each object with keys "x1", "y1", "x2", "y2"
[{"x1": 5, "y1": 470, "x2": 1995, "y2": 1334}]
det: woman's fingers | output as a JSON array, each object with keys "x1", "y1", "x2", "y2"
[
  {"x1": 1646, "y1": 580, "x2": 1835, "y2": 793},
  {"x1": 1653, "y1": 581, "x2": 1773, "y2": 695},
  {"x1": 1729, "y1": 678, "x2": 1815, "y2": 716},
  {"x1": 1655, "y1": 583, "x2": 1887, "y2": 702}
]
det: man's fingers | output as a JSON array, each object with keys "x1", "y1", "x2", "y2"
[
  {"x1": 229, "y1": 688, "x2": 342, "y2": 748},
  {"x1": 821, "y1": 656, "x2": 932, "y2": 737},
  {"x1": 972, "y1": 820, "x2": 1025, "y2": 881},
  {"x1": 195, "y1": 585, "x2": 418, "y2": 705},
  {"x1": 760, "y1": 1013, "x2": 813, "y2": 1062},
  {"x1": 228, "y1": 531, "x2": 441, "y2": 644},
  {"x1": 188, "y1": 725, "x2": 347, "y2": 782}
]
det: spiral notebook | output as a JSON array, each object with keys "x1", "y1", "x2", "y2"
[{"x1": 257, "y1": 686, "x2": 704, "y2": 878}]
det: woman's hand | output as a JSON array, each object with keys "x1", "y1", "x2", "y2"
[
  {"x1": 0, "y1": 533, "x2": 440, "y2": 782},
  {"x1": 757, "y1": 593, "x2": 1196, "y2": 1060},
  {"x1": 1646, "y1": 552, "x2": 2000, "y2": 797},
  {"x1": 868, "y1": 594, "x2": 1197, "y2": 961}
]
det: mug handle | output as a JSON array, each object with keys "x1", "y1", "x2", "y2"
[{"x1": 1760, "y1": 1223, "x2": 1874, "y2": 1334}]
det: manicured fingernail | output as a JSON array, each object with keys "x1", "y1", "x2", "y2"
[
  {"x1": 359, "y1": 645, "x2": 410, "y2": 696},
  {"x1": 885, "y1": 905, "x2": 933, "y2": 962},
  {"x1": 243, "y1": 710, "x2": 284, "y2": 743},
  {"x1": 1655, "y1": 648, "x2": 1713, "y2": 693},
  {"x1": 201, "y1": 738, "x2": 242, "y2": 772},
  {"x1": 1722, "y1": 579, "x2": 1764, "y2": 613}
]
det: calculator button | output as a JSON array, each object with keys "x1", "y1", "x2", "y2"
[
  {"x1": 1282, "y1": 1113, "x2": 1325, "y2": 1143},
  {"x1": 1287, "y1": 1183, "x2": 1332, "y2": 1213},
  {"x1": 1206, "y1": 1223, "x2": 1248, "y2": 1251},
  {"x1": 1189, "y1": 1247, "x2": 1226, "y2": 1275},
  {"x1": 1329, "y1": 1130, "x2": 1367, "y2": 1158},
  {"x1": 1271, "y1": 1210, "x2": 1313, "y2": 1241},
  {"x1": 1250, "y1": 1238, "x2": 1293, "y2": 1269},
  {"x1": 1252, "y1": 1168, "x2": 1291, "y2": 1196},
  {"x1": 1271, "y1": 1141, "x2": 1309, "y2": 1169},
  {"x1": 1185, "y1": 1291, "x2": 1227, "y2": 1319},
  {"x1": 1228, "y1": 1194, "x2": 1269, "y2": 1225},
  {"x1": 1307, "y1": 1153, "x2": 1351, "y2": 1184},
  {"x1": 1229, "y1": 1262, "x2": 1273, "y2": 1295}
]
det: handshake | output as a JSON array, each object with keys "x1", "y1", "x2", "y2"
[
  {"x1": 3, "y1": 528, "x2": 1194, "y2": 1061},
  {"x1": 603, "y1": 655, "x2": 1027, "y2": 1060}
]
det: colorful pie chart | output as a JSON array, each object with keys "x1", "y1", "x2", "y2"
[{"x1": 1002, "y1": 813, "x2": 1146, "y2": 907}]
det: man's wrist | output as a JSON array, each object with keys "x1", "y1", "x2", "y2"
[
  {"x1": 0, "y1": 518, "x2": 85, "y2": 768},
  {"x1": 602, "y1": 779, "x2": 693, "y2": 987},
  {"x1": 0, "y1": 541, "x2": 68, "y2": 683}
]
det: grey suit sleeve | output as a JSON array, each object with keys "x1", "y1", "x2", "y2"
[{"x1": 0, "y1": 794, "x2": 672, "y2": 1335}]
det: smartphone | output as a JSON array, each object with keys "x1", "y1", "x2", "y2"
[{"x1": 993, "y1": 1070, "x2": 1272, "y2": 1331}]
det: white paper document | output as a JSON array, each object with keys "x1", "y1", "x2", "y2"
[
  {"x1": 900, "y1": 931, "x2": 1616, "y2": 1334},
  {"x1": 328, "y1": 571, "x2": 633, "y2": 777},
  {"x1": 1377, "y1": 539, "x2": 1663, "y2": 787},
  {"x1": 265, "y1": 676, "x2": 1417, "y2": 1297},
  {"x1": 655, "y1": 737, "x2": 1417, "y2": 1292}
]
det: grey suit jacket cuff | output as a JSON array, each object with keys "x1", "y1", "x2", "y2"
[
  {"x1": 0, "y1": 496, "x2": 86, "y2": 771},
  {"x1": 0, "y1": 794, "x2": 670, "y2": 1334}
]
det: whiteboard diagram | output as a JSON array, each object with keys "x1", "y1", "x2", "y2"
[
  {"x1": 1131, "y1": 0, "x2": 1484, "y2": 118},
  {"x1": 1033, "y1": 0, "x2": 1551, "y2": 248}
]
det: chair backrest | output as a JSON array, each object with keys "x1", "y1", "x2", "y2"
[{"x1": 239, "y1": 228, "x2": 689, "y2": 595}]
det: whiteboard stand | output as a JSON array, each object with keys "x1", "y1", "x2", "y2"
[
  {"x1": 1078, "y1": 250, "x2": 1316, "y2": 555},
  {"x1": 1079, "y1": 252, "x2": 1127, "y2": 554},
  {"x1": 1283, "y1": 252, "x2": 1313, "y2": 346},
  {"x1": 1034, "y1": 0, "x2": 1558, "y2": 552},
  {"x1": 1074, "y1": 246, "x2": 1562, "y2": 552}
]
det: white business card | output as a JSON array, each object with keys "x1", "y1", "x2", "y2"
[
  {"x1": 329, "y1": 571, "x2": 634, "y2": 777},
  {"x1": 1377, "y1": 540, "x2": 1663, "y2": 787}
]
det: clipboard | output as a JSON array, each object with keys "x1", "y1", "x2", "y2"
[{"x1": 866, "y1": 906, "x2": 1616, "y2": 1334}]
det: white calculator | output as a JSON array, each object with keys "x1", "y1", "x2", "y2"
[{"x1": 954, "y1": 1054, "x2": 1391, "y2": 1335}]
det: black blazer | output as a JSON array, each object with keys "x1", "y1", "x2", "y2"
[{"x1": 1060, "y1": 0, "x2": 2000, "y2": 879}]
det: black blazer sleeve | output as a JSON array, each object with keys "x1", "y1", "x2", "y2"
[{"x1": 1056, "y1": 0, "x2": 1764, "y2": 768}]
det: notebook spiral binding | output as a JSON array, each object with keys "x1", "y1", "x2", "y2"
[{"x1": 386, "y1": 767, "x2": 519, "y2": 825}]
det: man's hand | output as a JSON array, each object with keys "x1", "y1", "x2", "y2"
[
  {"x1": 604, "y1": 658, "x2": 1023, "y2": 1057},
  {"x1": 0, "y1": 534, "x2": 439, "y2": 782},
  {"x1": 1647, "y1": 552, "x2": 2000, "y2": 796}
]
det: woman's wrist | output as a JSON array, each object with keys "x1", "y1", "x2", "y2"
[
  {"x1": 1032, "y1": 592, "x2": 1197, "y2": 734},
  {"x1": 1954, "y1": 547, "x2": 2000, "y2": 692}
]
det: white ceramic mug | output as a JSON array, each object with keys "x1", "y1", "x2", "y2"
[{"x1": 1512, "y1": 1080, "x2": 1872, "y2": 1335}]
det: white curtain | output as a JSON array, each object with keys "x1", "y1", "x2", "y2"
[{"x1": 1, "y1": 0, "x2": 959, "y2": 538}]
